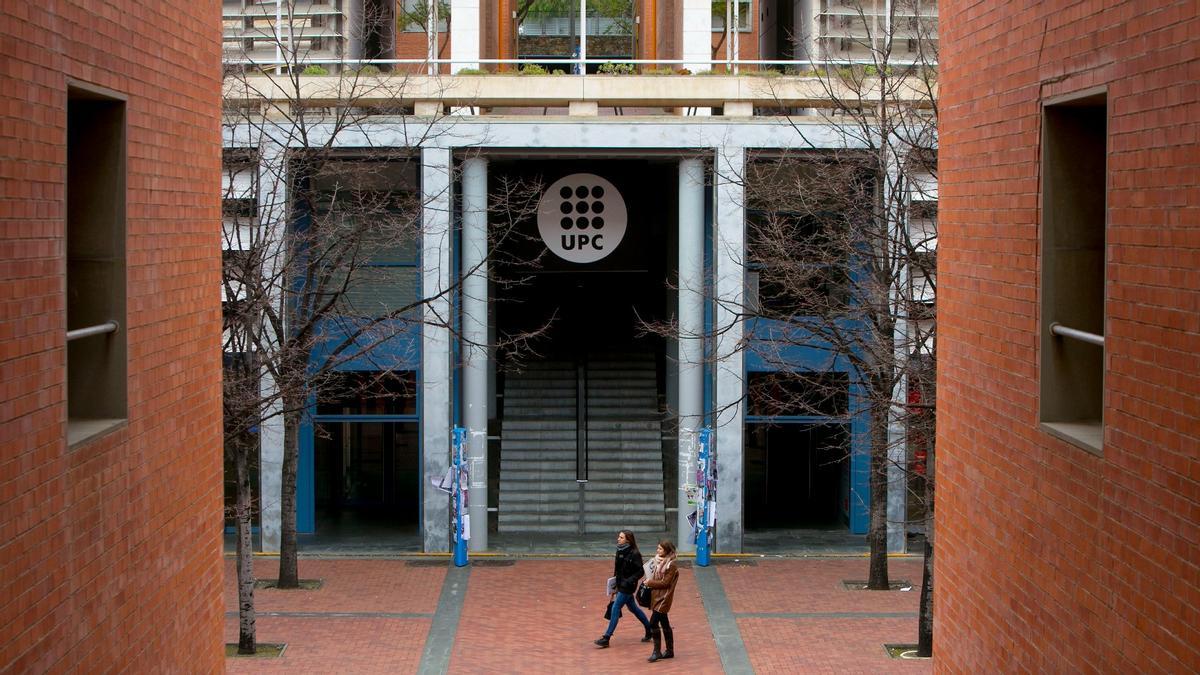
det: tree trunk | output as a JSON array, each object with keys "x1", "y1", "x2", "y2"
[
  {"x1": 917, "y1": 393, "x2": 935, "y2": 656},
  {"x1": 867, "y1": 407, "x2": 890, "y2": 590},
  {"x1": 235, "y1": 437, "x2": 257, "y2": 654},
  {"x1": 277, "y1": 408, "x2": 300, "y2": 588},
  {"x1": 917, "y1": 537, "x2": 933, "y2": 656}
]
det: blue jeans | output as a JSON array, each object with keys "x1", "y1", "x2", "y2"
[{"x1": 604, "y1": 590, "x2": 650, "y2": 637}]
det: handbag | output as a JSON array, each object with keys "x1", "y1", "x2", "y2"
[
  {"x1": 603, "y1": 600, "x2": 614, "y2": 620},
  {"x1": 636, "y1": 583, "x2": 653, "y2": 608}
]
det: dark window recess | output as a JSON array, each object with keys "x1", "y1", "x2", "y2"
[
  {"x1": 748, "y1": 371, "x2": 850, "y2": 418},
  {"x1": 1039, "y1": 91, "x2": 1106, "y2": 452},
  {"x1": 317, "y1": 370, "x2": 417, "y2": 415},
  {"x1": 67, "y1": 87, "x2": 127, "y2": 443}
]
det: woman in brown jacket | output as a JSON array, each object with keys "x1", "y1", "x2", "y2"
[{"x1": 641, "y1": 539, "x2": 679, "y2": 662}]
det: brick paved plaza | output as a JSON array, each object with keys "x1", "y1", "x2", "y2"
[{"x1": 223, "y1": 556, "x2": 930, "y2": 674}]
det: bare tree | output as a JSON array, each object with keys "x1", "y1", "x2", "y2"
[
  {"x1": 746, "y1": 0, "x2": 938, "y2": 652},
  {"x1": 219, "y1": 3, "x2": 546, "y2": 653}
]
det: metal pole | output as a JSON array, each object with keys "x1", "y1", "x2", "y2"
[
  {"x1": 66, "y1": 321, "x2": 119, "y2": 342},
  {"x1": 453, "y1": 426, "x2": 469, "y2": 566},
  {"x1": 1050, "y1": 322, "x2": 1104, "y2": 347},
  {"x1": 696, "y1": 427, "x2": 712, "y2": 566},
  {"x1": 579, "y1": 0, "x2": 587, "y2": 75}
]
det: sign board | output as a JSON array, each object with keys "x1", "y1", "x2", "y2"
[{"x1": 536, "y1": 173, "x2": 627, "y2": 264}]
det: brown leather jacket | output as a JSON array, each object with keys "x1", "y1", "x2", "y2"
[{"x1": 642, "y1": 556, "x2": 679, "y2": 613}]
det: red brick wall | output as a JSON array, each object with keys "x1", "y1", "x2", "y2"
[
  {"x1": 0, "y1": 2, "x2": 225, "y2": 672},
  {"x1": 937, "y1": 0, "x2": 1200, "y2": 671}
]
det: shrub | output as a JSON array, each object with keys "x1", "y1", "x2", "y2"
[
  {"x1": 301, "y1": 65, "x2": 329, "y2": 76},
  {"x1": 598, "y1": 62, "x2": 635, "y2": 75},
  {"x1": 456, "y1": 67, "x2": 489, "y2": 75},
  {"x1": 518, "y1": 63, "x2": 547, "y2": 75}
]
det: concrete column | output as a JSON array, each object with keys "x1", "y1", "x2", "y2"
[
  {"x1": 884, "y1": 148, "x2": 908, "y2": 554},
  {"x1": 461, "y1": 156, "x2": 489, "y2": 551},
  {"x1": 682, "y1": 0, "x2": 713, "y2": 72},
  {"x1": 713, "y1": 146, "x2": 745, "y2": 553},
  {"x1": 676, "y1": 157, "x2": 705, "y2": 553},
  {"x1": 422, "y1": 148, "x2": 454, "y2": 552},
  {"x1": 257, "y1": 142, "x2": 287, "y2": 553},
  {"x1": 450, "y1": 0, "x2": 480, "y2": 72}
]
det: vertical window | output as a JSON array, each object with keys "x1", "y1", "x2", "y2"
[
  {"x1": 66, "y1": 86, "x2": 127, "y2": 444},
  {"x1": 1039, "y1": 90, "x2": 1106, "y2": 453}
]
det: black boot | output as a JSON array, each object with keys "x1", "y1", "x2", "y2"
[
  {"x1": 647, "y1": 629, "x2": 663, "y2": 662},
  {"x1": 661, "y1": 623, "x2": 674, "y2": 659},
  {"x1": 593, "y1": 635, "x2": 610, "y2": 648},
  {"x1": 641, "y1": 625, "x2": 653, "y2": 643}
]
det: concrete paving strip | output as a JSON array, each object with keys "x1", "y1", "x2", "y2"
[
  {"x1": 693, "y1": 564, "x2": 755, "y2": 675},
  {"x1": 733, "y1": 611, "x2": 919, "y2": 619},
  {"x1": 417, "y1": 564, "x2": 471, "y2": 675},
  {"x1": 226, "y1": 611, "x2": 434, "y2": 619}
]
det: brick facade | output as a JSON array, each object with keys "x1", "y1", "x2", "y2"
[
  {"x1": 937, "y1": 0, "x2": 1199, "y2": 671},
  {"x1": 0, "y1": 3, "x2": 225, "y2": 672}
]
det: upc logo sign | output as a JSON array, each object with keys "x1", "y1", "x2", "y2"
[{"x1": 536, "y1": 173, "x2": 627, "y2": 263}]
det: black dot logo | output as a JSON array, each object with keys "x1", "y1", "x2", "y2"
[
  {"x1": 592, "y1": 200, "x2": 605, "y2": 214},
  {"x1": 576, "y1": 201, "x2": 590, "y2": 214},
  {"x1": 575, "y1": 216, "x2": 588, "y2": 229},
  {"x1": 575, "y1": 185, "x2": 589, "y2": 199},
  {"x1": 559, "y1": 201, "x2": 572, "y2": 214},
  {"x1": 592, "y1": 216, "x2": 604, "y2": 229},
  {"x1": 560, "y1": 186, "x2": 573, "y2": 199},
  {"x1": 560, "y1": 217, "x2": 573, "y2": 229},
  {"x1": 591, "y1": 186, "x2": 605, "y2": 199}
]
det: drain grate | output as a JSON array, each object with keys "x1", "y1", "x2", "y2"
[
  {"x1": 883, "y1": 643, "x2": 929, "y2": 660},
  {"x1": 226, "y1": 643, "x2": 287, "y2": 658},
  {"x1": 255, "y1": 579, "x2": 323, "y2": 590},
  {"x1": 406, "y1": 560, "x2": 448, "y2": 567},
  {"x1": 842, "y1": 580, "x2": 913, "y2": 591}
]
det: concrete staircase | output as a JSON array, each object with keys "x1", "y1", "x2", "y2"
[{"x1": 497, "y1": 350, "x2": 666, "y2": 534}]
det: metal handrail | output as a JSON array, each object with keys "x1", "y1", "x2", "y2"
[
  {"x1": 66, "y1": 321, "x2": 119, "y2": 341},
  {"x1": 1049, "y1": 322, "x2": 1103, "y2": 347},
  {"x1": 224, "y1": 57, "x2": 933, "y2": 68}
]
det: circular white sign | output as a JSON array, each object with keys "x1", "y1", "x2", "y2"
[{"x1": 536, "y1": 173, "x2": 627, "y2": 264}]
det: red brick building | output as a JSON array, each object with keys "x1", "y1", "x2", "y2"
[
  {"x1": 938, "y1": 0, "x2": 1199, "y2": 670},
  {"x1": 1, "y1": 3, "x2": 225, "y2": 671}
]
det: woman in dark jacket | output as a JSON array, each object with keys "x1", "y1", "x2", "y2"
[{"x1": 594, "y1": 529, "x2": 653, "y2": 648}]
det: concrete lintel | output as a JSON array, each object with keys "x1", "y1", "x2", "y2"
[
  {"x1": 568, "y1": 100, "x2": 599, "y2": 116},
  {"x1": 414, "y1": 101, "x2": 442, "y2": 116},
  {"x1": 724, "y1": 101, "x2": 753, "y2": 117}
]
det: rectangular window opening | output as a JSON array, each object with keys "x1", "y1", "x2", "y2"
[
  {"x1": 67, "y1": 87, "x2": 128, "y2": 445},
  {"x1": 1039, "y1": 90, "x2": 1106, "y2": 454}
]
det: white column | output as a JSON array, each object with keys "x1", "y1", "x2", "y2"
[
  {"x1": 450, "y1": 0, "x2": 480, "y2": 72},
  {"x1": 422, "y1": 148, "x2": 454, "y2": 552},
  {"x1": 682, "y1": 0, "x2": 713, "y2": 72},
  {"x1": 885, "y1": 147, "x2": 908, "y2": 554},
  {"x1": 461, "y1": 156, "x2": 489, "y2": 551},
  {"x1": 713, "y1": 146, "x2": 745, "y2": 553},
  {"x1": 677, "y1": 157, "x2": 706, "y2": 553},
  {"x1": 257, "y1": 142, "x2": 287, "y2": 553}
]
